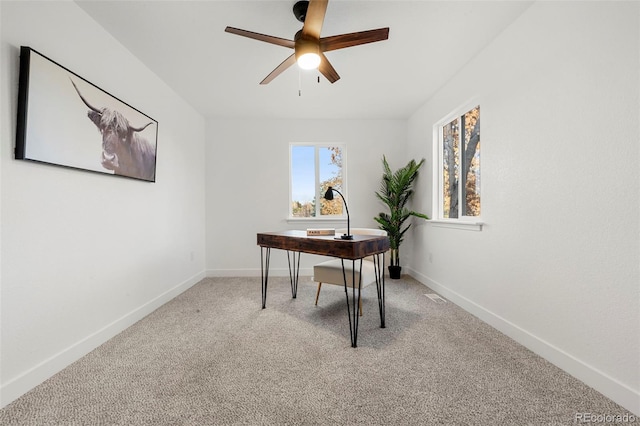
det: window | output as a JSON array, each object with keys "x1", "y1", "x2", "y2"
[
  {"x1": 435, "y1": 105, "x2": 481, "y2": 220},
  {"x1": 290, "y1": 144, "x2": 345, "y2": 218}
]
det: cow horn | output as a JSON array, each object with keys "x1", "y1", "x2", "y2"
[
  {"x1": 70, "y1": 78, "x2": 101, "y2": 114},
  {"x1": 130, "y1": 122, "x2": 153, "y2": 133}
]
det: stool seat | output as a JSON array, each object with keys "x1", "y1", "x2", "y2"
[{"x1": 313, "y1": 258, "x2": 379, "y2": 289}]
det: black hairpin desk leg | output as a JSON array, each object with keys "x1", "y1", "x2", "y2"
[
  {"x1": 342, "y1": 258, "x2": 364, "y2": 348},
  {"x1": 374, "y1": 252, "x2": 386, "y2": 328},
  {"x1": 287, "y1": 250, "x2": 301, "y2": 299},
  {"x1": 260, "y1": 247, "x2": 271, "y2": 309}
]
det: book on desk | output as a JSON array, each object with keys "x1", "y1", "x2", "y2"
[{"x1": 306, "y1": 228, "x2": 335, "y2": 236}]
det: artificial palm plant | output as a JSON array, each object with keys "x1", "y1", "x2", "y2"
[{"x1": 374, "y1": 156, "x2": 429, "y2": 278}]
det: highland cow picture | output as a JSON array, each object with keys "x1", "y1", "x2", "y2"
[{"x1": 15, "y1": 46, "x2": 158, "y2": 182}]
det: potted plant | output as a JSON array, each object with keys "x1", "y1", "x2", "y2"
[{"x1": 374, "y1": 156, "x2": 429, "y2": 279}]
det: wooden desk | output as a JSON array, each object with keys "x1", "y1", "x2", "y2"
[{"x1": 257, "y1": 230, "x2": 390, "y2": 347}]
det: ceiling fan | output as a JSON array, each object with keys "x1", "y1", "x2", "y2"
[{"x1": 224, "y1": 0, "x2": 389, "y2": 84}]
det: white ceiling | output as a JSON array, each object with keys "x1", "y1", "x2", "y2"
[{"x1": 76, "y1": 0, "x2": 533, "y2": 120}]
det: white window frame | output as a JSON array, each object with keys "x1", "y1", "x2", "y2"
[
  {"x1": 288, "y1": 143, "x2": 347, "y2": 223},
  {"x1": 432, "y1": 102, "x2": 483, "y2": 231}
]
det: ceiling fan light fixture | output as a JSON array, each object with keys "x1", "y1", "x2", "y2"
[
  {"x1": 297, "y1": 52, "x2": 321, "y2": 70},
  {"x1": 295, "y1": 35, "x2": 320, "y2": 70}
]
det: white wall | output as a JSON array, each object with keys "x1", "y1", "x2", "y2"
[
  {"x1": 406, "y1": 1, "x2": 639, "y2": 414},
  {"x1": 205, "y1": 118, "x2": 406, "y2": 276},
  {"x1": 0, "y1": 1, "x2": 206, "y2": 407}
]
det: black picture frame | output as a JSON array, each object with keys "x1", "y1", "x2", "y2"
[{"x1": 15, "y1": 46, "x2": 158, "y2": 182}]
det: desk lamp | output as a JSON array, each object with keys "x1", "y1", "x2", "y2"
[{"x1": 324, "y1": 186, "x2": 353, "y2": 240}]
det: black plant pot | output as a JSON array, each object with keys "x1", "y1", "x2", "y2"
[{"x1": 388, "y1": 265, "x2": 402, "y2": 279}]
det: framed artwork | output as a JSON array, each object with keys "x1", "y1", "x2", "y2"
[{"x1": 15, "y1": 46, "x2": 158, "y2": 182}]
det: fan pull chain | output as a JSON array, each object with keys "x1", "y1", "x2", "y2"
[{"x1": 297, "y1": 71, "x2": 320, "y2": 95}]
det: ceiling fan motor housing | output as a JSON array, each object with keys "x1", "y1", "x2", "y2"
[
  {"x1": 294, "y1": 30, "x2": 318, "y2": 57},
  {"x1": 293, "y1": 1, "x2": 309, "y2": 22}
]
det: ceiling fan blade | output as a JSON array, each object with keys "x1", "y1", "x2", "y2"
[
  {"x1": 318, "y1": 52, "x2": 340, "y2": 84},
  {"x1": 320, "y1": 27, "x2": 389, "y2": 52},
  {"x1": 225, "y1": 26, "x2": 295, "y2": 49},
  {"x1": 302, "y1": 0, "x2": 328, "y2": 39},
  {"x1": 260, "y1": 54, "x2": 297, "y2": 85}
]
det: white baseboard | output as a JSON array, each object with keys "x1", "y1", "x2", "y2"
[
  {"x1": 406, "y1": 267, "x2": 640, "y2": 416},
  {"x1": 0, "y1": 271, "x2": 206, "y2": 409}
]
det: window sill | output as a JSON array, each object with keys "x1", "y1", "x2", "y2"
[
  {"x1": 428, "y1": 219, "x2": 484, "y2": 231},
  {"x1": 286, "y1": 217, "x2": 347, "y2": 225}
]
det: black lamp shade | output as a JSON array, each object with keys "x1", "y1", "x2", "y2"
[{"x1": 324, "y1": 187, "x2": 334, "y2": 200}]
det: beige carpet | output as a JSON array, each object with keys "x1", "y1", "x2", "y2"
[{"x1": 0, "y1": 275, "x2": 631, "y2": 425}]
